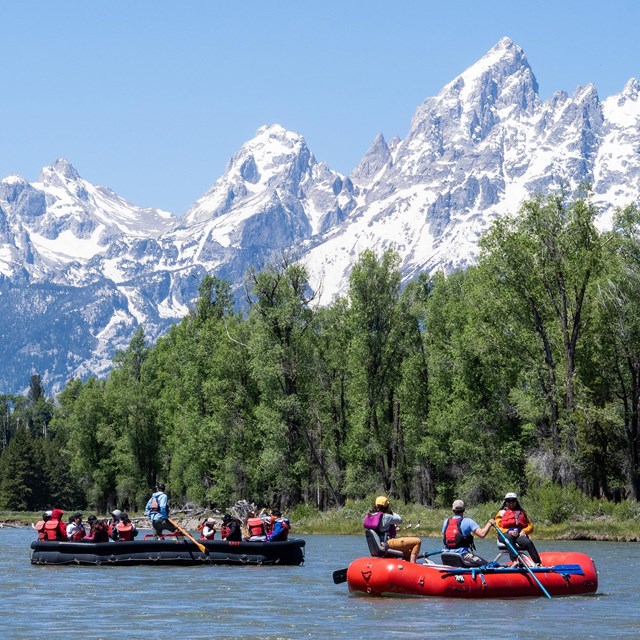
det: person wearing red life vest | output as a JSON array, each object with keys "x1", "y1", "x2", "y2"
[
  {"x1": 44, "y1": 508, "x2": 68, "y2": 541},
  {"x1": 495, "y1": 492, "x2": 542, "y2": 566},
  {"x1": 199, "y1": 517, "x2": 217, "y2": 540},
  {"x1": 84, "y1": 515, "x2": 109, "y2": 542},
  {"x1": 441, "y1": 500, "x2": 493, "y2": 567},
  {"x1": 66, "y1": 512, "x2": 86, "y2": 541},
  {"x1": 370, "y1": 496, "x2": 421, "y2": 563},
  {"x1": 220, "y1": 514, "x2": 242, "y2": 541},
  {"x1": 107, "y1": 509, "x2": 123, "y2": 540}
]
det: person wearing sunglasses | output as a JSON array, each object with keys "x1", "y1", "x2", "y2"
[{"x1": 495, "y1": 492, "x2": 542, "y2": 566}]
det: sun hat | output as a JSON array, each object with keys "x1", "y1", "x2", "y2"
[
  {"x1": 504, "y1": 492, "x2": 518, "y2": 500},
  {"x1": 206, "y1": 517, "x2": 215, "y2": 525},
  {"x1": 375, "y1": 496, "x2": 389, "y2": 507},
  {"x1": 452, "y1": 499, "x2": 465, "y2": 511}
]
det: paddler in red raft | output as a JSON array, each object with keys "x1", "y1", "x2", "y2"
[
  {"x1": 494, "y1": 492, "x2": 542, "y2": 566},
  {"x1": 368, "y1": 496, "x2": 421, "y2": 563}
]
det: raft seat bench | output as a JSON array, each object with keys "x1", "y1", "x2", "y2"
[
  {"x1": 365, "y1": 530, "x2": 404, "y2": 559},
  {"x1": 492, "y1": 540, "x2": 531, "y2": 565},
  {"x1": 439, "y1": 552, "x2": 465, "y2": 567}
]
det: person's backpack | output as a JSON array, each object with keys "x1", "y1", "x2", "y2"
[
  {"x1": 363, "y1": 511, "x2": 384, "y2": 530},
  {"x1": 149, "y1": 495, "x2": 160, "y2": 513}
]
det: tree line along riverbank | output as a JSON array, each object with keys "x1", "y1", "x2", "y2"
[
  {"x1": 4, "y1": 195, "x2": 640, "y2": 520},
  {"x1": 6, "y1": 494, "x2": 640, "y2": 542}
]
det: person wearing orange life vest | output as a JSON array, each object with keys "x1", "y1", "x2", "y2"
[
  {"x1": 495, "y1": 492, "x2": 542, "y2": 566},
  {"x1": 245, "y1": 512, "x2": 267, "y2": 541},
  {"x1": 34, "y1": 511, "x2": 52, "y2": 540},
  {"x1": 369, "y1": 496, "x2": 421, "y2": 563},
  {"x1": 113, "y1": 513, "x2": 138, "y2": 541},
  {"x1": 442, "y1": 500, "x2": 493, "y2": 567},
  {"x1": 66, "y1": 512, "x2": 86, "y2": 541},
  {"x1": 44, "y1": 508, "x2": 68, "y2": 541}
]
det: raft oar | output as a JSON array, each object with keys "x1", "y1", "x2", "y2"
[
  {"x1": 442, "y1": 563, "x2": 584, "y2": 576},
  {"x1": 333, "y1": 567, "x2": 348, "y2": 584},
  {"x1": 493, "y1": 524, "x2": 551, "y2": 599},
  {"x1": 168, "y1": 518, "x2": 207, "y2": 554}
]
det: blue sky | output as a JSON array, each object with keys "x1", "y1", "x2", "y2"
[{"x1": 1, "y1": 1, "x2": 639, "y2": 215}]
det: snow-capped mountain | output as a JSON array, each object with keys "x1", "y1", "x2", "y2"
[{"x1": 2, "y1": 36, "x2": 640, "y2": 393}]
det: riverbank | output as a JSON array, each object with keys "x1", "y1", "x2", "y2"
[{"x1": 5, "y1": 499, "x2": 640, "y2": 541}]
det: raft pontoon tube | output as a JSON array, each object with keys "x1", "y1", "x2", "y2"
[
  {"x1": 30, "y1": 537, "x2": 305, "y2": 566},
  {"x1": 346, "y1": 551, "x2": 597, "y2": 598}
]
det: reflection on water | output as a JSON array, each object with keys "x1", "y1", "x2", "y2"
[{"x1": 0, "y1": 528, "x2": 637, "y2": 639}]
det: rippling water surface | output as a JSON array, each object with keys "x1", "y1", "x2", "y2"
[{"x1": 1, "y1": 528, "x2": 638, "y2": 639}]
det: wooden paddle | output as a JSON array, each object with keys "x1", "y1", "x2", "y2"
[
  {"x1": 493, "y1": 524, "x2": 551, "y2": 599},
  {"x1": 168, "y1": 518, "x2": 207, "y2": 554}
]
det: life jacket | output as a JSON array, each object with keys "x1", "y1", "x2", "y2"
[
  {"x1": 247, "y1": 517, "x2": 265, "y2": 537},
  {"x1": 70, "y1": 525, "x2": 86, "y2": 541},
  {"x1": 44, "y1": 519, "x2": 64, "y2": 541},
  {"x1": 91, "y1": 520, "x2": 110, "y2": 542},
  {"x1": 364, "y1": 511, "x2": 396, "y2": 541},
  {"x1": 500, "y1": 509, "x2": 529, "y2": 531},
  {"x1": 221, "y1": 520, "x2": 241, "y2": 541},
  {"x1": 200, "y1": 529, "x2": 215, "y2": 540},
  {"x1": 269, "y1": 517, "x2": 291, "y2": 541},
  {"x1": 443, "y1": 517, "x2": 474, "y2": 550},
  {"x1": 116, "y1": 521, "x2": 135, "y2": 541},
  {"x1": 34, "y1": 520, "x2": 47, "y2": 541}
]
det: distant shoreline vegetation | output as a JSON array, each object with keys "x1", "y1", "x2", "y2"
[{"x1": 2, "y1": 195, "x2": 640, "y2": 524}]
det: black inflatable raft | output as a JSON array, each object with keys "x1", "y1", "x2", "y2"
[{"x1": 30, "y1": 537, "x2": 305, "y2": 566}]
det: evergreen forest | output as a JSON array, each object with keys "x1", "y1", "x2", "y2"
[{"x1": 2, "y1": 194, "x2": 640, "y2": 516}]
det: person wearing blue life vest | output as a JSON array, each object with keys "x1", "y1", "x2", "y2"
[
  {"x1": 442, "y1": 499, "x2": 494, "y2": 567},
  {"x1": 267, "y1": 509, "x2": 290, "y2": 542},
  {"x1": 145, "y1": 483, "x2": 178, "y2": 540}
]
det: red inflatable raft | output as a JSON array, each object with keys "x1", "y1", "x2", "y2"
[{"x1": 346, "y1": 551, "x2": 598, "y2": 598}]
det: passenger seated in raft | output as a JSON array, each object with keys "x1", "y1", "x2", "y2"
[
  {"x1": 267, "y1": 509, "x2": 290, "y2": 542},
  {"x1": 113, "y1": 513, "x2": 138, "y2": 541},
  {"x1": 366, "y1": 496, "x2": 421, "y2": 563},
  {"x1": 83, "y1": 515, "x2": 110, "y2": 542},
  {"x1": 441, "y1": 500, "x2": 493, "y2": 567},
  {"x1": 199, "y1": 517, "x2": 217, "y2": 540},
  {"x1": 107, "y1": 509, "x2": 123, "y2": 539},
  {"x1": 494, "y1": 492, "x2": 542, "y2": 566},
  {"x1": 43, "y1": 508, "x2": 67, "y2": 541},
  {"x1": 245, "y1": 512, "x2": 267, "y2": 541},
  {"x1": 66, "y1": 512, "x2": 86, "y2": 541},
  {"x1": 34, "y1": 511, "x2": 52, "y2": 540},
  {"x1": 220, "y1": 514, "x2": 242, "y2": 541}
]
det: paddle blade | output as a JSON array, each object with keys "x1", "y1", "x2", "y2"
[{"x1": 333, "y1": 568, "x2": 348, "y2": 584}]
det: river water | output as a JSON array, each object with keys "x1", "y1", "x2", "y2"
[{"x1": 1, "y1": 528, "x2": 638, "y2": 639}]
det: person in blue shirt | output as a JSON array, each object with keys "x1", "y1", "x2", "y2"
[
  {"x1": 442, "y1": 499, "x2": 494, "y2": 567},
  {"x1": 145, "y1": 483, "x2": 178, "y2": 540},
  {"x1": 267, "y1": 509, "x2": 290, "y2": 542}
]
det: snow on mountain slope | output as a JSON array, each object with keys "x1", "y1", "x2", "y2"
[
  {"x1": 3, "y1": 37, "x2": 640, "y2": 392},
  {"x1": 0, "y1": 159, "x2": 175, "y2": 280},
  {"x1": 304, "y1": 37, "x2": 640, "y2": 302}
]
